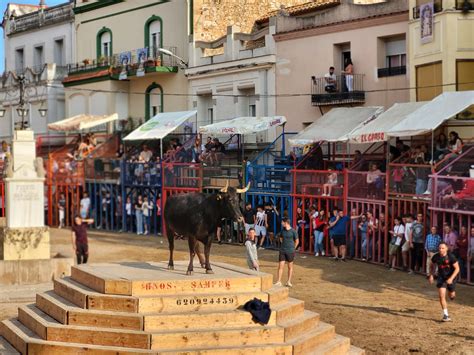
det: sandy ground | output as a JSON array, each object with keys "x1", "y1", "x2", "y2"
[{"x1": 1, "y1": 228, "x2": 473, "y2": 354}]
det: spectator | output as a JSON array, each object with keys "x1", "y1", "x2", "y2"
[
  {"x1": 350, "y1": 208, "x2": 360, "y2": 259},
  {"x1": 211, "y1": 138, "x2": 225, "y2": 166},
  {"x1": 139, "y1": 144, "x2": 153, "y2": 163},
  {"x1": 116, "y1": 143, "x2": 125, "y2": 159},
  {"x1": 447, "y1": 131, "x2": 463, "y2": 157},
  {"x1": 434, "y1": 133, "x2": 449, "y2": 161},
  {"x1": 313, "y1": 208, "x2": 326, "y2": 257},
  {"x1": 322, "y1": 171, "x2": 338, "y2": 196},
  {"x1": 342, "y1": 58, "x2": 354, "y2": 92},
  {"x1": 71, "y1": 215, "x2": 94, "y2": 265},
  {"x1": 274, "y1": 217, "x2": 299, "y2": 287},
  {"x1": 245, "y1": 228, "x2": 259, "y2": 271},
  {"x1": 174, "y1": 144, "x2": 186, "y2": 163},
  {"x1": 359, "y1": 214, "x2": 369, "y2": 260},
  {"x1": 192, "y1": 136, "x2": 201, "y2": 163},
  {"x1": 243, "y1": 202, "x2": 256, "y2": 235},
  {"x1": 135, "y1": 195, "x2": 144, "y2": 235},
  {"x1": 442, "y1": 178, "x2": 474, "y2": 208},
  {"x1": 115, "y1": 196, "x2": 123, "y2": 232},
  {"x1": 80, "y1": 192, "x2": 91, "y2": 219},
  {"x1": 366, "y1": 163, "x2": 383, "y2": 198},
  {"x1": 425, "y1": 226, "x2": 442, "y2": 276},
  {"x1": 324, "y1": 66, "x2": 337, "y2": 92},
  {"x1": 142, "y1": 196, "x2": 152, "y2": 235},
  {"x1": 388, "y1": 216, "x2": 405, "y2": 271},
  {"x1": 366, "y1": 210, "x2": 379, "y2": 261},
  {"x1": 255, "y1": 205, "x2": 268, "y2": 250},
  {"x1": 0, "y1": 140, "x2": 10, "y2": 160},
  {"x1": 353, "y1": 150, "x2": 365, "y2": 170},
  {"x1": 58, "y1": 193, "x2": 66, "y2": 228},
  {"x1": 125, "y1": 197, "x2": 133, "y2": 232},
  {"x1": 296, "y1": 206, "x2": 310, "y2": 252},
  {"x1": 101, "y1": 192, "x2": 112, "y2": 230},
  {"x1": 265, "y1": 203, "x2": 279, "y2": 248},
  {"x1": 443, "y1": 224, "x2": 458, "y2": 252},
  {"x1": 410, "y1": 213, "x2": 425, "y2": 273},
  {"x1": 402, "y1": 214, "x2": 413, "y2": 272},
  {"x1": 200, "y1": 137, "x2": 214, "y2": 165},
  {"x1": 421, "y1": 144, "x2": 431, "y2": 163},
  {"x1": 156, "y1": 194, "x2": 162, "y2": 234},
  {"x1": 456, "y1": 226, "x2": 468, "y2": 280},
  {"x1": 328, "y1": 209, "x2": 350, "y2": 261}
]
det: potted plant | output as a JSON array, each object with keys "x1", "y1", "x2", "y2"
[
  {"x1": 82, "y1": 58, "x2": 92, "y2": 65},
  {"x1": 98, "y1": 56, "x2": 108, "y2": 66},
  {"x1": 154, "y1": 57, "x2": 161, "y2": 67}
]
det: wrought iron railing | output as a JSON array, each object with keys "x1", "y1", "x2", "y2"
[
  {"x1": 311, "y1": 74, "x2": 365, "y2": 106},
  {"x1": 377, "y1": 66, "x2": 406, "y2": 78}
]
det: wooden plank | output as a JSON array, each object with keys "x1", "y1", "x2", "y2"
[
  {"x1": 36, "y1": 292, "x2": 69, "y2": 325},
  {"x1": 0, "y1": 336, "x2": 20, "y2": 355},
  {"x1": 68, "y1": 309, "x2": 143, "y2": 331},
  {"x1": 138, "y1": 291, "x2": 268, "y2": 313},
  {"x1": 151, "y1": 327, "x2": 285, "y2": 351},
  {"x1": 279, "y1": 310, "x2": 319, "y2": 342},
  {"x1": 27, "y1": 341, "x2": 155, "y2": 355},
  {"x1": 71, "y1": 266, "x2": 107, "y2": 294},
  {"x1": 53, "y1": 278, "x2": 88, "y2": 308},
  {"x1": 46, "y1": 326, "x2": 151, "y2": 350},
  {"x1": 260, "y1": 274, "x2": 273, "y2": 291},
  {"x1": 0, "y1": 320, "x2": 27, "y2": 355},
  {"x1": 159, "y1": 345, "x2": 293, "y2": 355},
  {"x1": 144, "y1": 309, "x2": 276, "y2": 332},
  {"x1": 272, "y1": 298, "x2": 305, "y2": 322},
  {"x1": 266, "y1": 286, "x2": 289, "y2": 305},
  {"x1": 88, "y1": 294, "x2": 138, "y2": 313},
  {"x1": 290, "y1": 322, "x2": 335, "y2": 354},
  {"x1": 311, "y1": 334, "x2": 351, "y2": 355},
  {"x1": 17, "y1": 306, "x2": 48, "y2": 340},
  {"x1": 131, "y1": 276, "x2": 261, "y2": 297}
]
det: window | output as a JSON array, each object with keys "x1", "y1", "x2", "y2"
[
  {"x1": 54, "y1": 39, "x2": 64, "y2": 66},
  {"x1": 378, "y1": 37, "x2": 406, "y2": 77},
  {"x1": 456, "y1": 60, "x2": 474, "y2": 120},
  {"x1": 15, "y1": 48, "x2": 24, "y2": 73},
  {"x1": 34, "y1": 46, "x2": 44, "y2": 68},
  {"x1": 145, "y1": 82, "x2": 163, "y2": 120},
  {"x1": 208, "y1": 108, "x2": 214, "y2": 124},
  {"x1": 249, "y1": 104, "x2": 256, "y2": 117},
  {"x1": 96, "y1": 27, "x2": 113, "y2": 59},
  {"x1": 145, "y1": 16, "x2": 163, "y2": 58},
  {"x1": 416, "y1": 62, "x2": 442, "y2": 101}
]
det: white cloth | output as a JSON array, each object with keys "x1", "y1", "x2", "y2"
[
  {"x1": 80, "y1": 197, "x2": 90, "y2": 212},
  {"x1": 393, "y1": 224, "x2": 405, "y2": 246},
  {"x1": 324, "y1": 73, "x2": 336, "y2": 87}
]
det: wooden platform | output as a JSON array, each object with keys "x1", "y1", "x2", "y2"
[{"x1": 0, "y1": 261, "x2": 364, "y2": 354}]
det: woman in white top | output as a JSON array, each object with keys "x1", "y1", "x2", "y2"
[
  {"x1": 388, "y1": 217, "x2": 405, "y2": 271},
  {"x1": 142, "y1": 196, "x2": 153, "y2": 235}
]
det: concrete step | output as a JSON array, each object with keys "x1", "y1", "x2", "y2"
[
  {"x1": 290, "y1": 322, "x2": 336, "y2": 354},
  {"x1": 348, "y1": 344, "x2": 366, "y2": 355},
  {"x1": 308, "y1": 334, "x2": 351, "y2": 355},
  {"x1": 0, "y1": 336, "x2": 19, "y2": 355},
  {"x1": 279, "y1": 310, "x2": 320, "y2": 342}
]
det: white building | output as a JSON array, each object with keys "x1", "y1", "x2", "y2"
[
  {"x1": 185, "y1": 21, "x2": 278, "y2": 144},
  {"x1": 0, "y1": 1, "x2": 74, "y2": 138}
]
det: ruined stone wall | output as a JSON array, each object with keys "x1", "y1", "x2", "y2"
[{"x1": 193, "y1": 0, "x2": 310, "y2": 41}]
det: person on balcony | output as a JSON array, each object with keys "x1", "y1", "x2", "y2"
[
  {"x1": 442, "y1": 178, "x2": 474, "y2": 208},
  {"x1": 324, "y1": 66, "x2": 337, "y2": 93},
  {"x1": 322, "y1": 171, "x2": 338, "y2": 196},
  {"x1": 342, "y1": 58, "x2": 354, "y2": 92},
  {"x1": 366, "y1": 163, "x2": 383, "y2": 199}
]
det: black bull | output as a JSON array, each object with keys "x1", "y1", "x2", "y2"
[{"x1": 164, "y1": 184, "x2": 250, "y2": 275}]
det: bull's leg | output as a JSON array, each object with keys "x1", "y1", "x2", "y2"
[
  {"x1": 195, "y1": 241, "x2": 206, "y2": 268},
  {"x1": 204, "y1": 237, "x2": 214, "y2": 274},
  {"x1": 166, "y1": 225, "x2": 174, "y2": 270},
  {"x1": 186, "y1": 236, "x2": 196, "y2": 275}
]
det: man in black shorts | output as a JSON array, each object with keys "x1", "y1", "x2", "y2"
[
  {"x1": 428, "y1": 242, "x2": 460, "y2": 322},
  {"x1": 328, "y1": 209, "x2": 350, "y2": 261},
  {"x1": 274, "y1": 217, "x2": 299, "y2": 287},
  {"x1": 71, "y1": 215, "x2": 94, "y2": 265}
]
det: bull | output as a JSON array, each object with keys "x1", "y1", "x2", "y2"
[{"x1": 164, "y1": 182, "x2": 250, "y2": 275}]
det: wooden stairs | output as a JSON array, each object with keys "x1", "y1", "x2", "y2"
[{"x1": 0, "y1": 261, "x2": 364, "y2": 354}]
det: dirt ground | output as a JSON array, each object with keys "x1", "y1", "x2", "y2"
[{"x1": 2, "y1": 229, "x2": 473, "y2": 354}]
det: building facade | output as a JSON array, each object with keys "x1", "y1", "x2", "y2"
[
  {"x1": 186, "y1": 22, "x2": 278, "y2": 143},
  {"x1": 63, "y1": 0, "x2": 190, "y2": 127},
  {"x1": 272, "y1": 0, "x2": 410, "y2": 132},
  {"x1": 0, "y1": 2, "x2": 74, "y2": 138}
]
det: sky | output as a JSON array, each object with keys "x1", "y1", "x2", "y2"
[{"x1": 0, "y1": 0, "x2": 65, "y2": 73}]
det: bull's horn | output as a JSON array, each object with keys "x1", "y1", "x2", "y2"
[
  {"x1": 220, "y1": 181, "x2": 229, "y2": 193},
  {"x1": 236, "y1": 182, "x2": 251, "y2": 194}
]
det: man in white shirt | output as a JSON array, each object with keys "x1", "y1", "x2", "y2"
[
  {"x1": 324, "y1": 66, "x2": 337, "y2": 93},
  {"x1": 139, "y1": 144, "x2": 153, "y2": 162},
  {"x1": 402, "y1": 214, "x2": 413, "y2": 273},
  {"x1": 80, "y1": 192, "x2": 91, "y2": 219}
]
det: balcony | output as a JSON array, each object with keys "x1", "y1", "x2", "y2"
[
  {"x1": 412, "y1": 0, "x2": 442, "y2": 19},
  {"x1": 311, "y1": 74, "x2": 365, "y2": 106},
  {"x1": 377, "y1": 66, "x2": 406, "y2": 78},
  {"x1": 6, "y1": 3, "x2": 73, "y2": 35},
  {"x1": 66, "y1": 46, "x2": 178, "y2": 77}
]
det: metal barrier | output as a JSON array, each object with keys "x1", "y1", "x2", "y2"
[
  {"x1": 248, "y1": 164, "x2": 292, "y2": 193},
  {"x1": 346, "y1": 170, "x2": 386, "y2": 202},
  {"x1": 0, "y1": 181, "x2": 4, "y2": 218},
  {"x1": 389, "y1": 162, "x2": 432, "y2": 198}
]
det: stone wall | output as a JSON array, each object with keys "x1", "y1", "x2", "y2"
[{"x1": 193, "y1": 0, "x2": 309, "y2": 41}]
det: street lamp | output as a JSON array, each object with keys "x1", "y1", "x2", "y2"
[{"x1": 157, "y1": 48, "x2": 188, "y2": 68}]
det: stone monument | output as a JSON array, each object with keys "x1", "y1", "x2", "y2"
[{"x1": 0, "y1": 130, "x2": 72, "y2": 285}]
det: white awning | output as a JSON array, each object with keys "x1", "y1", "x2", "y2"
[
  {"x1": 387, "y1": 91, "x2": 474, "y2": 137},
  {"x1": 347, "y1": 102, "x2": 428, "y2": 143},
  {"x1": 199, "y1": 116, "x2": 286, "y2": 135},
  {"x1": 47, "y1": 113, "x2": 119, "y2": 132},
  {"x1": 123, "y1": 111, "x2": 197, "y2": 141},
  {"x1": 288, "y1": 107, "x2": 383, "y2": 146}
]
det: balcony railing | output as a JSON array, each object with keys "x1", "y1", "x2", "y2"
[
  {"x1": 347, "y1": 170, "x2": 386, "y2": 202},
  {"x1": 377, "y1": 66, "x2": 406, "y2": 78},
  {"x1": 455, "y1": 0, "x2": 474, "y2": 10},
  {"x1": 6, "y1": 3, "x2": 73, "y2": 35},
  {"x1": 67, "y1": 46, "x2": 178, "y2": 75},
  {"x1": 412, "y1": 0, "x2": 443, "y2": 19},
  {"x1": 311, "y1": 74, "x2": 365, "y2": 106}
]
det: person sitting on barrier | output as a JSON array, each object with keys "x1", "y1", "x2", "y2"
[
  {"x1": 442, "y1": 178, "x2": 474, "y2": 209},
  {"x1": 199, "y1": 137, "x2": 214, "y2": 165},
  {"x1": 211, "y1": 138, "x2": 225, "y2": 166},
  {"x1": 192, "y1": 136, "x2": 202, "y2": 163},
  {"x1": 447, "y1": 131, "x2": 463, "y2": 158},
  {"x1": 322, "y1": 171, "x2": 338, "y2": 196}
]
